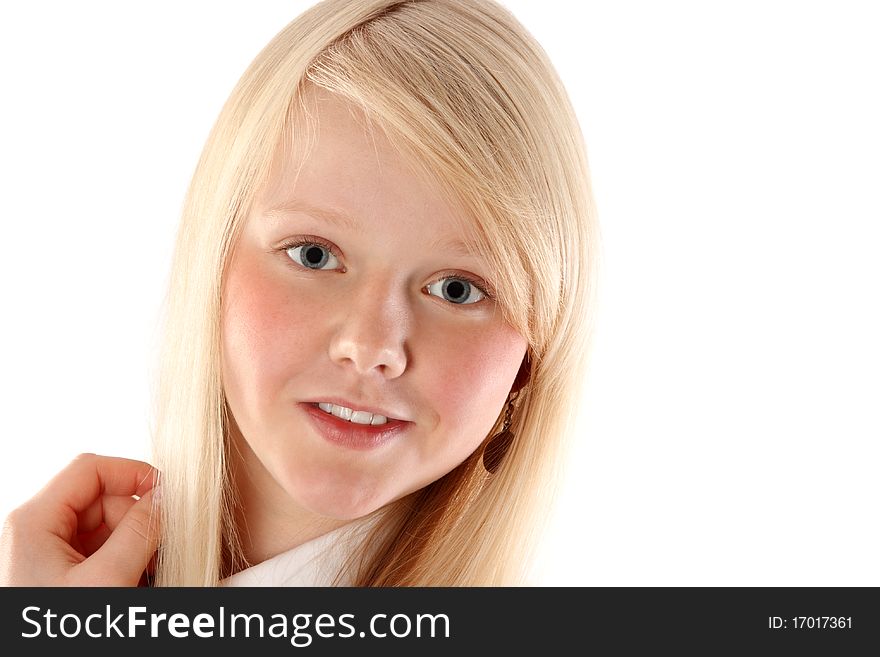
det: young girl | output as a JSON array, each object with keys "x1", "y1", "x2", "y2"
[{"x1": 0, "y1": 0, "x2": 598, "y2": 586}]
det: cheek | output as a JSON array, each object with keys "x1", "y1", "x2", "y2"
[
  {"x1": 221, "y1": 251, "x2": 315, "y2": 408},
  {"x1": 427, "y1": 323, "x2": 525, "y2": 447}
]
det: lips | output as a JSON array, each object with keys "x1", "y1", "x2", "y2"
[{"x1": 300, "y1": 403, "x2": 411, "y2": 451}]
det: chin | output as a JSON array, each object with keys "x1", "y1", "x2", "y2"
[{"x1": 290, "y1": 473, "x2": 392, "y2": 522}]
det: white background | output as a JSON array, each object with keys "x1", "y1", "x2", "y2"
[{"x1": 1, "y1": 1, "x2": 877, "y2": 586}]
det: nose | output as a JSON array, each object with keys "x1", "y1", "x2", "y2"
[{"x1": 327, "y1": 274, "x2": 410, "y2": 380}]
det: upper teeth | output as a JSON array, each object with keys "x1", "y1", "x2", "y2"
[{"x1": 317, "y1": 402, "x2": 389, "y2": 425}]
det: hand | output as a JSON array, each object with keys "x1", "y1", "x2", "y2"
[{"x1": 0, "y1": 453, "x2": 162, "y2": 586}]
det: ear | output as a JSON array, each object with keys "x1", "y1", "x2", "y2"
[{"x1": 510, "y1": 352, "x2": 531, "y2": 394}]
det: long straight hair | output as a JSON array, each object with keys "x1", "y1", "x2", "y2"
[{"x1": 150, "y1": 0, "x2": 599, "y2": 586}]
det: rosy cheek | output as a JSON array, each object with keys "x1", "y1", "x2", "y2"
[
  {"x1": 428, "y1": 326, "x2": 523, "y2": 440},
  {"x1": 222, "y1": 251, "x2": 310, "y2": 400}
]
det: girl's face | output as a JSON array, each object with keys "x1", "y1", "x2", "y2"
[{"x1": 221, "y1": 88, "x2": 527, "y2": 526}]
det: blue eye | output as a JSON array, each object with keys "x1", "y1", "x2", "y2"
[
  {"x1": 425, "y1": 276, "x2": 488, "y2": 305},
  {"x1": 280, "y1": 238, "x2": 492, "y2": 307},
  {"x1": 284, "y1": 240, "x2": 341, "y2": 270}
]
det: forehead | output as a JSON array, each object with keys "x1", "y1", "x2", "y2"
[{"x1": 257, "y1": 87, "x2": 482, "y2": 255}]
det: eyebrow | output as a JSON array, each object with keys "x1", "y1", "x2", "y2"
[{"x1": 263, "y1": 200, "x2": 480, "y2": 260}]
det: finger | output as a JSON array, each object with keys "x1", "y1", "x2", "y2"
[
  {"x1": 33, "y1": 454, "x2": 159, "y2": 541},
  {"x1": 76, "y1": 523, "x2": 112, "y2": 558},
  {"x1": 76, "y1": 486, "x2": 162, "y2": 586},
  {"x1": 76, "y1": 495, "x2": 139, "y2": 535},
  {"x1": 38, "y1": 453, "x2": 159, "y2": 507}
]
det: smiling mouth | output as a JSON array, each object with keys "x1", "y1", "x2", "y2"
[{"x1": 302, "y1": 403, "x2": 411, "y2": 450}]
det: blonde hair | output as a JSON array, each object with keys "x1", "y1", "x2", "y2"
[{"x1": 150, "y1": 0, "x2": 598, "y2": 586}]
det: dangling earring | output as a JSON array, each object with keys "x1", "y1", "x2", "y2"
[
  {"x1": 482, "y1": 352, "x2": 531, "y2": 474},
  {"x1": 482, "y1": 390, "x2": 518, "y2": 474}
]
